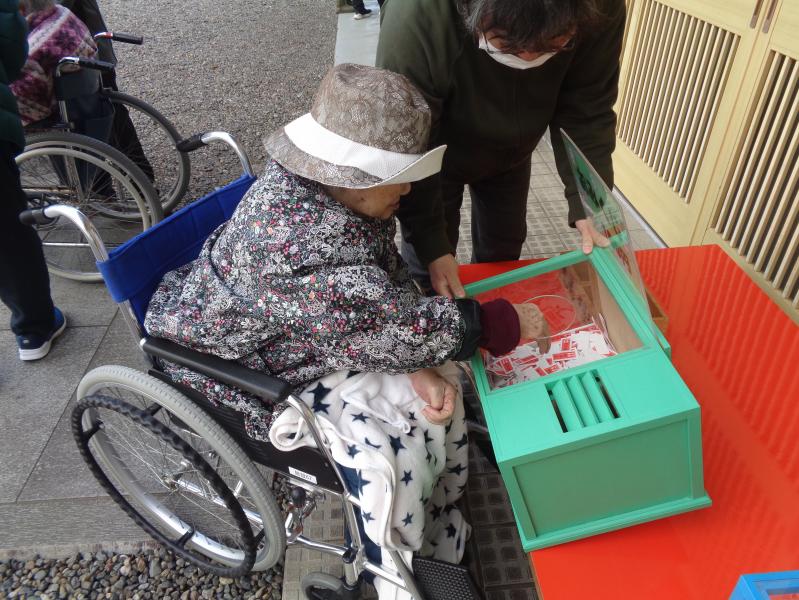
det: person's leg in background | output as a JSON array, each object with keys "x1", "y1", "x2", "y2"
[
  {"x1": 0, "y1": 141, "x2": 66, "y2": 361},
  {"x1": 350, "y1": 0, "x2": 372, "y2": 19},
  {"x1": 468, "y1": 154, "x2": 532, "y2": 263},
  {"x1": 400, "y1": 178, "x2": 465, "y2": 290}
]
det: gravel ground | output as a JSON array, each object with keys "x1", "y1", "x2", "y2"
[
  {"x1": 0, "y1": 549, "x2": 282, "y2": 600},
  {"x1": 103, "y1": 0, "x2": 337, "y2": 204},
  {"x1": 0, "y1": 478, "x2": 303, "y2": 599}
]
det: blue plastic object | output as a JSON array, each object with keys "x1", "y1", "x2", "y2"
[
  {"x1": 97, "y1": 175, "x2": 256, "y2": 325},
  {"x1": 730, "y1": 571, "x2": 799, "y2": 599}
]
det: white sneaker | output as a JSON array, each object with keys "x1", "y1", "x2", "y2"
[{"x1": 353, "y1": 9, "x2": 372, "y2": 19}]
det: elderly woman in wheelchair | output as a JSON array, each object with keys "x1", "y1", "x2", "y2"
[{"x1": 61, "y1": 64, "x2": 549, "y2": 599}]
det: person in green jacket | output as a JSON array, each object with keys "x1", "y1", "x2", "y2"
[
  {"x1": 376, "y1": 0, "x2": 623, "y2": 298},
  {"x1": 1, "y1": 0, "x2": 66, "y2": 361}
]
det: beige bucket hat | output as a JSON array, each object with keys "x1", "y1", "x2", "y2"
[{"x1": 264, "y1": 63, "x2": 446, "y2": 189}]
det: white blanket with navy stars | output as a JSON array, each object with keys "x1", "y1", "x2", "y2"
[{"x1": 269, "y1": 362, "x2": 471, "y2": 564}]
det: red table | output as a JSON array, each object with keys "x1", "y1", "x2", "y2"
[{"x1": 460, "y1": 245, "x2": 799, "y2": 600}]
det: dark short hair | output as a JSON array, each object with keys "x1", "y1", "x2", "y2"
[{"x1": 459, "y1": 0, "x2": 602, "y2": 53}]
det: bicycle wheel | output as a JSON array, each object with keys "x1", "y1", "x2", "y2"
[
  {"x1": 72, "y1": 392, "x2": 256, "y2": 576},
  {"x1": 75, "y1": 366, "x2": 286, "y2": 572},
  {"x1": 17, "y1": 132, "x2": 162, "y2": 282},
  {"x1": 105, "y1": 90, "x2": 190, "y2": 213}
]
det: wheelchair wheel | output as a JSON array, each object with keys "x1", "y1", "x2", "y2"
[
  {"x1": 105, "y1": 90, "x2": 190, "y2": 213},
  {"x1": 74, "y1": 366, "x2": 286, "y2": 572},
  {"x1": 301, "y1": 572, "x2": 349, "y2": 600},
  {"x1": 72, "y1": 392, "x2": 256, "y2": 576},
  {"x1": 17, "y1": 132, "x2": 162, "y2": 282}
]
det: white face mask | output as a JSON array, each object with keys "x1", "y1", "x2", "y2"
[{"x1": 478, "y1": 35, "x2": 556, "y2": 69}]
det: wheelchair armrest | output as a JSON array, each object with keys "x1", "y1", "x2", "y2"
[{"x1": 140, "y1": 337, "x2": 293, "y2": 403}]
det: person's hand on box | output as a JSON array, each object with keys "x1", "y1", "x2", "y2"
[
  {"x1": 409, "y1": 368, "x2": 456, "y2": 425},
  {"x1": 575, "y1": 219, "x2": 610, "y2": 254},
  {"x1": 428, "y1": 254, "x2": 466, "y2": 299},
  {"x1": 513, "y1": 303, "x2": 551, "y2": 353}
]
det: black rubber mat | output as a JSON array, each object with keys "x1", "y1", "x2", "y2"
[{"x1": 461, "y1": 379, "x2": 540, "y2": 600}]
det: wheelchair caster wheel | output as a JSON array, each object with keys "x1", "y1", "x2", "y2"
[{"x1": 301, "y1": 571, "x2": 359, "y2": 600}]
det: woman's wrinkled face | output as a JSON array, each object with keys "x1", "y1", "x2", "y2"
[{"x1": 327, "y1": 182, "x2": 412, "y2": 220}]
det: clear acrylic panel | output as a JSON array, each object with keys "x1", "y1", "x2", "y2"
[
  {"x1": 560, "y1": 130, "x2": 652, "y2": 315},
  {"x1": 474, "y1": 260, "x2": 642, "y2": 391}
]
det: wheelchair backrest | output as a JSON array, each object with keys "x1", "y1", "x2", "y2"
[
  {"x1": 98, "y1": 175, "x2": 257, "y2": 327},
  {"x1": 54, "y1": 68, "x2": 102, "y2": 102}
]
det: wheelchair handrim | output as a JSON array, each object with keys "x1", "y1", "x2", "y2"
[
  {"x1": 78, "y1": 373, "x2": 284, "y2": 571},
  {"x1": 80, "y1": 405, "x2": 248, "y2": 566}
]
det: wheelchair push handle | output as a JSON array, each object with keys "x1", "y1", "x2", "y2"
[
  {"x1": 94, "y1": 31, "x2": 143, "y2": 45},
  {"x1": 19, "y1": 207, "x2": 56, "y2": 227},
  {"x1": 176, "y1": 134, "x2": 206, "y2": 153},
  {"x1": 177, "y1": 131, "x2": 255, "y2": 177},
  {"x1": 56, "y1": 56, "x2": 116, "y2": 75}
]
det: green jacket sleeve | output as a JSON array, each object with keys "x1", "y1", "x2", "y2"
[
  {"x1": 550, "y1": 0, "x2": 625, "y2": 227},
  {"x1": 376, "y1": 0, "x2": 457, "y2": 266},
  {"x1": 0, "y1": 0, "x2": 28, "y2": 82}
]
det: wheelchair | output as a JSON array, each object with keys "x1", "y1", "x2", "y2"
[
  {"x1": 17, "y1": 54, "x2": 162, "y2": 282},
  {"x1": 21, "y1": 134, "x2": 484, "y2": 600}
]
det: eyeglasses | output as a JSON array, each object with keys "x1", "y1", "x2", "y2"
[{"x1": 481, "y1": 31, "x2": 576, "y2": 57}]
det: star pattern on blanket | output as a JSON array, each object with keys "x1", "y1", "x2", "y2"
[
  {"x1": 357, "y1": 470, "x2": 371, "y2": 496},
  {"x1": 275, "y1": 367, "x2": 471, "y2": 568},
  {"x1": 309, "y1": 382, "x2": 332, "y2": 413},
  {"x1": 448, "y1": 463, "x2": 466, "y2": 476},
  {"x1": 310, "y1": 382, "x2": 330, "y2": 401},
  {"x1": 352, "y1": 412, "x2": 369, "y2": 423},
  {"x1": 401, "y1": 470, "x2": 413, "y2": 486},
  {"x1": 430, "y1": 504, "x2": 442, "y2": 520},
  {"x1": 364, "y1": 437, "x2": 381, "y2": 450},
  {"x1": 389, "y1": 434, "x2": 406, "y2": 455}
]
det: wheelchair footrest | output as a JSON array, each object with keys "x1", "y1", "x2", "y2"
[{"x1": 411, "y1": 556, "x2": 483, "y2": 600}]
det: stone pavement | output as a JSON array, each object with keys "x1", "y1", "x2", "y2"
[{"x1": 0, "y1": 0, "x2": 663, "y2": 593}]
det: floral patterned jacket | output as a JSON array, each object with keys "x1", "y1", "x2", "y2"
[{"x1": 144, "y1": 161, "x2": 471, "y2": 439}]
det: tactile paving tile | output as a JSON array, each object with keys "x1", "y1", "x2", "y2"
[
  {"x1": 290, "y1": 493, "x2": 346, "y2": 542},
  {"x1": 465, "y1": 475, "x2": 516, "y2": 527},
  {"x1": 461, "y1": 470, "x2": 540, "y2": 599},
  {"x1": 468, "y1": 441, "x2": 498, "y2": 476}
]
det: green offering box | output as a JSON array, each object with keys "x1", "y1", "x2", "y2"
[
  {"x1": 466, "y1": 248, "x2": 711, "y2": 551},
  {"x1": 465, "y1": 131, "x2": 711, "y2": 552}
]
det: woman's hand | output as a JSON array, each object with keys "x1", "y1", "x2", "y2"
[
  {"x1": 513, "y1": 304, "x2": 552, "y2": 353},
  {"x1": 574, "y1": 219, "x2": 610, "y2": 254},
  {"x1": 408, "y1": 368, "x2": 456, "y2": 425},
  {"x1": 428, "y1": 254, "x2": 466, "y2": 299}
]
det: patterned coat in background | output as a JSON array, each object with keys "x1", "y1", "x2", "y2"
[
  {"x1": 10, "y1": 4, "x2": 96, "y2": 125},
  {"x1": 145, "y1": 161, "x2": 469, "y2": 440}
]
